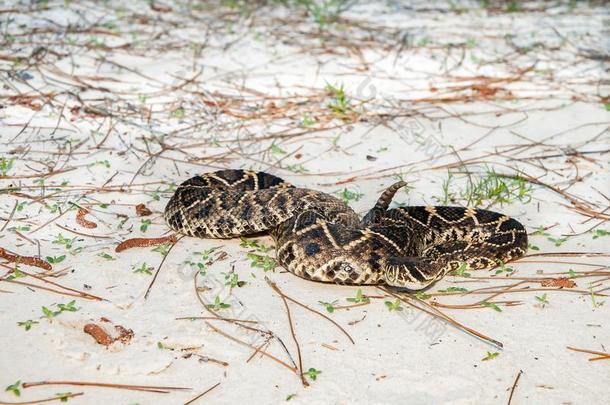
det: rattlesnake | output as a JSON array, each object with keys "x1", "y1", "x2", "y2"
[{"x1": 164, "y1": 169, "x2": 527, "y2": 290}]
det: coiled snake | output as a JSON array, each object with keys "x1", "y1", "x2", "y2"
[{"x1": 164, "y1": 169, "x2": 527, "y2": 290}]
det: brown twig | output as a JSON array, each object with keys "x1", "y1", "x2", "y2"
[
  {"x1": 183, "y1": 382, "x2": 221, "y2": 405},
  {"x1": 0, "y1": 392, "x2": 84, "y2": 405},
  {"x1": 265, "y1": 277, "x2": 309, "y2": 387},
  {"x1": 21, "y1": 381, "x2": 189, "y2": 393},
  {"x1": 507, "y1": 370, "x2": 523, "y2": 405}
]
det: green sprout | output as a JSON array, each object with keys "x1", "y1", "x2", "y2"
[
  {"x1": 482, "y1": 351, "x2": 500, "y2": 361},
  {"x1": 318, "y1": 300, "x2": 338, "y2": 313},
  {"x1": 346, "y1": 289, "x2": 370, "y2": 304},
  {"x1": 384, "y1": 299, "x2": 403, "y2": 312},
  {"x1": 206, "y1": 295, "x2": 231, "y2": 311},
  {"x1": 5, "y1": 380, "x2": 21, "y2": 397},
  {"x1": 303, "y1": 367, "x2": 322, "y2": 381},
  {"x1": 133, "y1": 263, "x2": 153, "y2": 275}
]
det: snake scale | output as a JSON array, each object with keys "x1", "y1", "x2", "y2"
[{"x1": 164, "y1": 169, "x2": 528, "y2": 290}]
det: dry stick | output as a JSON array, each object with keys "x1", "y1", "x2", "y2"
[
  {"x1": 265, "y1": 278, "x2": 309, "y2": 387},
  {"x1": 266, "y1": 278, "x2": 355, "y2": 345},
  {"x1": 3, "y1": 267, "x2": 105, "y2": 301},
  {"x1": 22, "y1": 381, "x2": 190, "y2": 393},
  {"x1": 507, "y1": 370, "x2": 523, "y2": 405},
  {"x1": 566, "y1": 346, "x2": 610, "y2": 361},
  {"x1": 144, "y1": 235, "x2": 183, "y2": 299},
  {"x1": 192, "y1": 270, "x2": 299, "y2": 373},
  {"x1": 175, "y1": 316, "x2": 259, "y2": 324},
  {"x1": 0, "y1": 199, "x2": 18, "y2": 232},
  {"x1": 379, "y1": 287, "x2": 504, "y2": 348},
  {"x1": 204, "y1": 321, "x2": 298, "y2": 374},
  {"x1": 0, "y1": 279, "x2": 90, "y2": 299},
  {"x1": 55, "y1": 224, "x2": 114, "y2": 239},
  {"x1": 184, "y1": 382, "x2": 221, "y2": 405},
  {"x1": 0, "y1": 392, "x2": 84, "y2": 405}
]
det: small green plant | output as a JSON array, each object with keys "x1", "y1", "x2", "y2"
[
  {"x1": 42, "y1": 300, "x2": 79, "y2": 318},
  {"x1": 270, "y1": 143, "x2": 286, "y2": 155},
  {"x1": 140, "y1": 219, "x2": 151, "y2": 232},
  {"x1": 346, "y1": 288, "x2": 369, "y2": 304},
  {"x1": 152, "y1": 242, "x2": 172, "y2": 256},
  {"x1": 533, "y1": 225, "x2": 568, "y2": 247},
  {"x1": 247, "y1": 252, "x2": 277, "y2": 272},
  {"x1": 482, "y1": 301, "x2": 502, "y2": 312},
  {"x1": 17, "y1": 319, "x2": 39, "y2": 331},
  {"x1": 286, "y1": 393, "x2": 296, "y2": 401},
  {"x1": 434, "y1": 170, "x2": 455, "y2": 205},
  {"x1": 206, "y1": 295, "x2": 231, "y2": 311},
  {"x1": 506, "y1": 0, "x2": 522, "y2": 12},
  {"x1": 592, "y1": 229, "x2": 610, "y2": 239},
  {"x1": 494, "y1": 261, "x2": 514, "y2": 275},
  {"x1": 297, "y1": 0, "x2": 351, "y2": 29},
  {"x1": 535, "y1": 293, "x2": 549, "y2": 306},
  {"x1": 439, "y1": 286, "x2": 468, "y2": 293},
  {"x1": 384, "y1": 299, "x2": 403, "y2": 312},
  {"x1": 6, "y1": 265, "x2": 25, "y2": 281},
  {"x1": 482, "y1": 351, "x2": 500, "y2": 361},
  {"x1": 223, "y1": 272, "x2": 244, "y2": 289},
  {"x1": 133, "y1": 263, "x2": 153, "y2": 275},
  {"x1": 415, "y1": 291, "x2": 431, "y2": 300},
  {"x1": 567, "y1": 269, "x2": 577, "y2": 278},
  {"x1": 46, "y1": 255, "x2": 66, "y2": 264},
  {"x1": 335, "y1": 188, "x2": 364, "y2": 203},
  {"x1": 303, "y1": 367, "x2": 322, "y2": 381},
  {"x1": 285, "y1": 163, "x2": 309, "y2": 173},
  {"x1": 57, "y1": 301, "x2": 79, "y2": 312},
  {"x1": 171, "y1": 106, "x2": 185, "y2": 119},
  {"x1": 0, "y1": 157, "x2": 15, "y2": 176},
  {"x1": 589, "y1": 287, "x2": 605, "y2": 308},
  {"x1": 318, "y1": 300, "x2": 338, "y2": 313},
  {"x1": 451, "y1": 263, "x2": 471, "y2": 278},
  {"x1": 325, "y1": 82, "x2": 352, "y2": 117},
  {"x1": 5, "y1": 380, "x2": 21, "y2": 397},
  {"x1": 56, "y1": 392, "x2": 73, "y2": 402},
  {"x1": 240, "y1": 237, "x2": 272, "y2": 253},
  {"x1": 97, "y1": 252, "x2": 115, "y2": 260},
  {"x1": 300, "y1": 114, "x2": 314, "y2": 126},
  {"x1": 462, "y1": 167, "x2": 532, "y2": 207},
  {"x1": 53, "y1": 233, "x2": 77, "y2": 250}
]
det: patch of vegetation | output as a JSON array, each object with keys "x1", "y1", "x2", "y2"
[
  {"x1": 533, "y1": 225, "x2": 568, "y2": 247},
  {"x1": 335, "y1": 187, "x2": 364, "y2": 203},
  {"x1": 133, "y1": 263, "x2": 153, "y2": 275},
  {"x1": 318, "y1": 300, "x2": 338, "y2": 313},
  {"x1": 346, "y1": 288, "x2": 369, "y2": 304},
  {"x1": 303, "y1": 367, "x2": 322, "y2": 381},
  {"x1": 42, "y1": 300, "x2": 80, "y2": 319},
  {"x1": 206, "y1": 295, "x2": 231, "y2": 310},
  {"x1": 247, "y1": 252, "x2": 277, "y2": 272},
  {"x1": 384, "y1": 299, "x2": 403, "y2": 311},
  {"x1": 481, "y1": 351, "x2": 500, "y2": 361},
  {"x1": 461, "y1": 167, "x2": 532, "y2": 207},
  {"x1": 325, "y1": 82, "x2": 353, "y2": 118}
]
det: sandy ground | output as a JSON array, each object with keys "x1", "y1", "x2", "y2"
[{"x1": 1, "y1": 1, "x2": 609, "y2": 404}]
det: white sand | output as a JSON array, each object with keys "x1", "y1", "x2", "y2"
[{"x1": 1, "y1": 1, "x2": 608, "y2": 404}]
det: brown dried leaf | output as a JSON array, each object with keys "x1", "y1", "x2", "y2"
[
  {"x1": 135, "y1": 203, "x2": 152, "y2": 217},
  {"x1": 540, "y1": 277, "x2": 576, "y2": 288}
]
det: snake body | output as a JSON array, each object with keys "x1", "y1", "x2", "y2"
[{"x1": 164, "y1": 169, "x2": 527, "y2": 290}]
